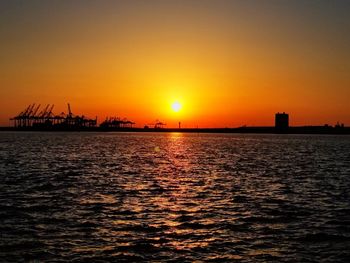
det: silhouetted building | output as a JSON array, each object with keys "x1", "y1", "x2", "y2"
[{"x1": 275, "y1": 112, "x2": 289, "y2": 132}]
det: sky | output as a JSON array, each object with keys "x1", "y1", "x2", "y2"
[{"x1": 1, "y1": 0, "x2": 349, "y2": 127}]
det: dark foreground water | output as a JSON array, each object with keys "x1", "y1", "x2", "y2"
[{"x1": 0, "y1": 132, "x2": 350, "y2": 262}]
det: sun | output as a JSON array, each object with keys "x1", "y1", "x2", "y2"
[{"x1": 171, "y1": 101, "x2": 182, "y2": 112}]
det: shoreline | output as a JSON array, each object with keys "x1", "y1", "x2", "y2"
[{"x1": 0, "y1": 126, "x2": 349, "y2": 135}]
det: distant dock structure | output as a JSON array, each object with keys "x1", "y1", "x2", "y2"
[
  {"x1": 7, "y1": 105, "x2": 349, "y2": 134},
  {"x1": 10, "y1": 103, "x2": 97, "y2": 130},
  {"x1": 275, "y1": 112, "x2": 289, "y2": 132},
  {"x1": 100, "y1": 117, "x2": 135, "y2": 129}
]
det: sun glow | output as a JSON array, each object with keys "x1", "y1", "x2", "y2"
[{"x1": 171, "y1": 101, "x2": 182, "y2": 112}]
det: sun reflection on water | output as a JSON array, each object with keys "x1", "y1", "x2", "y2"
[{"x1": 2, "y1": 133, "x2": 349, "y2": 261}]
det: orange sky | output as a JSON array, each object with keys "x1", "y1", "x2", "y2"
[{"x1": 1, "y1": 1, "x2": 349, "y2": 127}]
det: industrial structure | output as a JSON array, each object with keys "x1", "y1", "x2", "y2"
[
  {"x1": 10, "y1": 103, "x2": 97, "y2": 129},
  {"x1": 100, "y1": 117, "x2": 135, "y2": 129},
  {"x1": 144, "y1": 120, "x2": 166, "y2": 129},
  {"x1": 7, "y1": 107, "x2": 349, "y2": 134},
  {"x1": 275, "y1": 112, "x2": 289, "y2": 132}
]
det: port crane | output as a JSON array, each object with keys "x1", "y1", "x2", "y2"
[
  {"x1": 147, "y1": 120, "x2": 166, "y2": 129},
  {"x1": 10, "y1": 103, "x2": 97, "y2": 129}
]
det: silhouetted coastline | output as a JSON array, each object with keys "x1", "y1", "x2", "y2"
[
  {"x1": 5, "y1": 104, "x2": 349, "y2": 134},
  {"x1": 0, "y1": 126, "x2": 349, "y2": 134}
]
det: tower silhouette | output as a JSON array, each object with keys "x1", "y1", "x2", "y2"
[{"x1": 275, "y1": 112, "x2": 289, "y2": 132}]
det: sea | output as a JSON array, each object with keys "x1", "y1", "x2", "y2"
[{"x1": 0, "y1": 132, "x2": 350, "y2": 262}]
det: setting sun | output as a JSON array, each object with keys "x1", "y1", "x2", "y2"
[{"x1": 171, "y1": 101, "x2": 182, "y2": 112}]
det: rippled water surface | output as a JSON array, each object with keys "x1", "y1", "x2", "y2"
[{"x1": 1, "y1": 132, "x2": 350, "y2": 262}]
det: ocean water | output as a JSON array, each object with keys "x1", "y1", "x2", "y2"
[{"x1": 0, "y1": 132, "x2": 350, "y2": 262}]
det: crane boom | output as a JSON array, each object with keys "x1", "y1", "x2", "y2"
[
  {"x1": 31, "y1": 104, "x2": 41, "y2": 117},
  {"x1": 67, "y1": 103, "x2": 72, "y2": 117},
  {"x1": 28, "y1": 103, "x2": 36, "y2": 117},
  {"x1": 24, "y1": 104, "x2": 34, "y2": 117},
  {"x1": 46, "y1": 104, "x2": 54, "y2": 118},
  {"x1": 19, "y1": 105, "x2": 31, "y2": 117}
]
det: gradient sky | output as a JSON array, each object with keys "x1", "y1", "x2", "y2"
[{"x1": 1, "y1": 0, "x2": 349, "y2": 127}]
